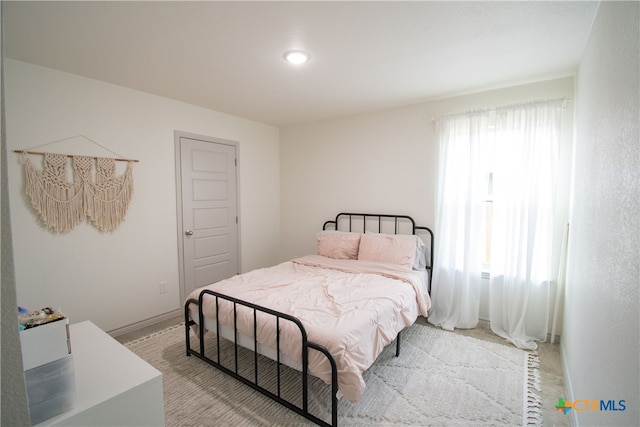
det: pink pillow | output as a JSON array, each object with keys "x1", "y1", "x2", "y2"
[
  {"x1": 317, "y1": 231, "x2": 361, "y2": 260},
  {"x1": 357, "y1": 232, "x2": 417, "y2": 269}
]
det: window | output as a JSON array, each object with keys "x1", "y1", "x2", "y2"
[
  {"x1": 483, "y1": 172, "x2": 493, "y2": 272},
  {"x1": 429, "y1": 99, "x2": 564, "y2": 349}
]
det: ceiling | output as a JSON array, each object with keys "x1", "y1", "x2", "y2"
[{"x1": 4, "y1": 1, "x2": 599, "y2": 127}]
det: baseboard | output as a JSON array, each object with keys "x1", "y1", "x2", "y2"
[
  {"x1": 107, "y1": 309, "x2": 182, "y2": 337},
  {"x1": 560, "y1": 341, "x2": 578, "y2": 426},
  {"x1": 477, "y1": 317, "x2": 491, "y2": 329},
  {"x1": 477, "y1": 317, "x2": 561, "y2": 344}
]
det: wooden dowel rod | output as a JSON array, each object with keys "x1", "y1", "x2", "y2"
[{"x1": 14, "y1": 150, "x2": 139, "y2": 163}]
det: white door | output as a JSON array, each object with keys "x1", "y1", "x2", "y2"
[{"x1": 176, "y1": 133, "x2": 239, "y2": 301}]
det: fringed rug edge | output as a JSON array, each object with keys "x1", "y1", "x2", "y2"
[
  {"x1": 123, "y1": 322, "x2": 185, "y2": 347},
  {"x1": 524, "y1": 351, "x2": 543, "y2": 426}
]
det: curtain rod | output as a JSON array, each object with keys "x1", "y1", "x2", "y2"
[
  {"x1": 14, "y1": 150, "x2": 139, "y2": 163},
  {"x1": 431, "y1": 97, "x2": 572, "y2": 122}
]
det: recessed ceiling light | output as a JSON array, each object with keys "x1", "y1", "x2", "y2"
[{"x1": 284, "y1": 50, "x2": 310, "y2": 65}]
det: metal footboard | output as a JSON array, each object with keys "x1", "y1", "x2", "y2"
[{"x1": 184, "y1": 290, "x2": 339, "y2": 427}]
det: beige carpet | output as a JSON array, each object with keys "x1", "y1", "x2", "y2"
[{"x1": 125, "y1": 321, "x2": 542, "y2": 426}]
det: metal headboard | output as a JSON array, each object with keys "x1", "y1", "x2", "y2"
[{"x1": 322, "y1": 213, "x2": 434, "y2": 293}]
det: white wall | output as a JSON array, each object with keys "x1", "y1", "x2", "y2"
[
  {"x1": 563, "y1": 2, "x2": 639, "y2": 426},
  {"x1": 280, "y1": 77, "x2": 574, "y2": 323},
  {"x1": 5, "y1": 59, "x2": 280, "y2": 333}
]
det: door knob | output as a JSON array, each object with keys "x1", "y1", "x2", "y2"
[{"x1": 185, "y1": 230, "x2": 194, "y2": 236}]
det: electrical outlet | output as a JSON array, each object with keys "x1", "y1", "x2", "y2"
[{"x1": 159, "y1": 281, "x2": 168, "y2": 294}]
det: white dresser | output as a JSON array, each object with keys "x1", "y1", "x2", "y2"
[{"x1": 35, "y1": 320, "x2": 164, "y2": 426}]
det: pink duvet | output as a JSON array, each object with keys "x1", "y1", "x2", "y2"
[{"x1": 186, "y1": 254, "x2": 431, "y2": 402}]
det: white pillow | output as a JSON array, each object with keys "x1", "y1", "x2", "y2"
[
  {"x1": 414, "y1": 236, "x2": 427, "y2": 270},
  {"x1": 317, "y1": 230, "x2": 361, "y2": 260},
  {"x1": 357, "y1": 232, "x2": 417, "y2": 269}
]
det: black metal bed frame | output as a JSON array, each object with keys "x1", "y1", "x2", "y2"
[
  {"x1": 185, "y1": 291, "x2": 339, "y2": 426},
  {"x1": 184, "y1": 213, "x2": 434, "y2": 427},
  {"x1": 323, "y1": 213, "x2": 434, "y2": 292}
]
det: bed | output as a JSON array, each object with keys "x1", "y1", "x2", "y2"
[{"x1": 184, "y1": 213, "x2": 433, "y2": 426}]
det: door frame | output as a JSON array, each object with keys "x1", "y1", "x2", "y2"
[{"x1": 174, "y1": 130, "x2": 241, "y2": 303}]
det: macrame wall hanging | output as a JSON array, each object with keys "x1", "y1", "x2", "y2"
[{"x1": 15, "y1": 135, "x2": 138, "y2": 233}]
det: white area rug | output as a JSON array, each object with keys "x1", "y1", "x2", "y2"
[{"x1": 125, "y1": 321, "x2": 542, "y2": 426}]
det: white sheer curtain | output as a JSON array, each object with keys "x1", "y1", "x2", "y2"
[
  {"x1": 429, "y1": 100, "x2": 563, "y2": 350},
  {"x1": 489, "y1": 101, "x2": 562, "y2": 349},
  {"x1": 427, "y1": 111, "x2": 489, "y2": 330}
]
